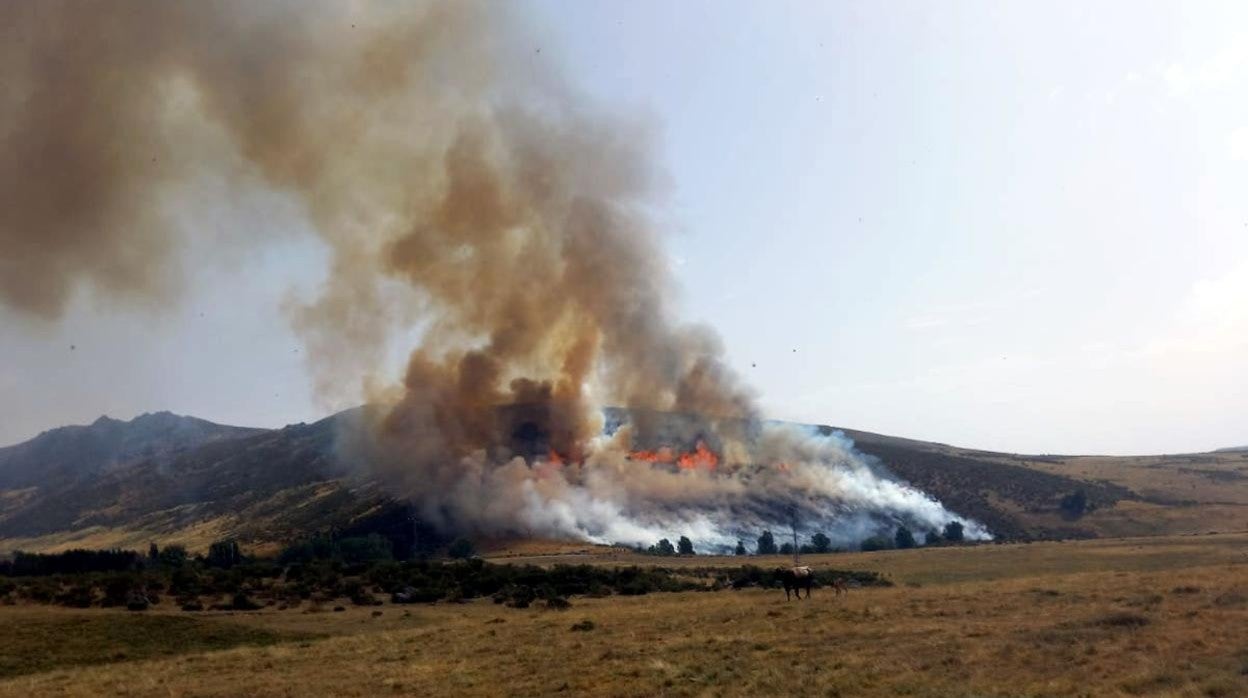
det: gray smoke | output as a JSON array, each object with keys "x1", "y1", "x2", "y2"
[{"x1": 1, "y1": 1, "x2": 986, "y2": 548}]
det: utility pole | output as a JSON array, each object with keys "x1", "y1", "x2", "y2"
[{"x1": 788, "y1": 504, "x2": 800, "y2": 565}]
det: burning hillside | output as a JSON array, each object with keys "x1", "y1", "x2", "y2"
[{"x1": 1, "y1": 1, "x2": 986, "y2": 549}]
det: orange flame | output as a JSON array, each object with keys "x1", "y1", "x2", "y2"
[
  {"x1": 547, "y1": 449, "x2": 564, "y2": 466},
  {"x1": 677, "y1": 440, "x2": 718, "y2": 470},
  {"x1": 628, "y1": 441, "x2": 718, "y2": 471},
  {"x1": 628, "y1": 446, "x2": 675, "y2": 463}
]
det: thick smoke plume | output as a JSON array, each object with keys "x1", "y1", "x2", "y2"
[{"x1": 2, "y1": 1, "x2": 985, "y2": 548}]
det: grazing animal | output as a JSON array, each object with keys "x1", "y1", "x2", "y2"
[
  {"x1": 830, "y1": 577, "x2": 849, "y2": 596},
  {"x1": 777, "y1": 566, "x2": 814, "y2": 600}
]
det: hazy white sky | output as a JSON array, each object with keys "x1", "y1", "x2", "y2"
[{"x1": 3, "y1": 1, "x2": 1246, "y2": 454}]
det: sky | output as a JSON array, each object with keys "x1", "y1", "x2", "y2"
[{"x1": 2, "y1": 1, "x2": 1246, "y2": 455}]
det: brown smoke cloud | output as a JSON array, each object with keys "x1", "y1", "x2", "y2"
[{"x1": 2, "y1": 2, "x2": 982, "y2": 547}]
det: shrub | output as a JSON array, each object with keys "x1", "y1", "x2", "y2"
[
  {"x1": 734, "y1": 541, "x2": 747, "y2": 556},
  {"x1": 503, "y1": 584, "x2": 536, "y2": 608},
  {"x1": 570, "y1": 619, "x2": 595, "y2": 632},
  {"x1": 860, "y1": 535, "x2": 895, "y2": 552},
  {"x1": 101, "y1": 575, "x2": 136, "y2": 607},
  {"x1": 545, "y1": 596, "x2": 572, "y2": 610},
  {"x1": 57, "y1": 583, "x2": 95, "y2": 608},
  {"x1": 231, "y1": 593, "x2": 262, "y2": 611},
  {"x1": 126, "y1": 591, "x2": 151, "y2": 611}
]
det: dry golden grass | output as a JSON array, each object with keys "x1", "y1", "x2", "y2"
[{"x1": 5, "y1": 534, "x2": 1248, "y2": 697}]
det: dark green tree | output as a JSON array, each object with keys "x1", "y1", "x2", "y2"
[
  {"x1": 756, "y1": 530, "x2": 778, "y2": 555},
  {"x1": 677, "y1": 536, "x2": 695, "y2": 555},
  {"x1": 158, "y1": 544, "x2": 188, "y2": 567},
  {"x1": 895, "y1": 526, "x2": 917, "y2": 549},
  {"x1": 339, "y1": 534, "x2": 394, "y2": 563},
  {"x1": 924, "y1": 528, "x2": 943, "y2": 546},
  {"x1": 734, "y1": 540, "x2": 747, "y2": 556},
  {"x1": 779, "y1": 542, "x2": 795, "y2": 555},
  {"x1": 206, "y1": 539, "x2": 242, "y2": 569},
  {"x1": 943, "y1": 521, "x2": 965, "y2": 543},
  {"x1": 810, "y1": 532, "x2": 832, "y2": 554}
]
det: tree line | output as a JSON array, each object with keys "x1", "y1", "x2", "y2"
[{"x1": 637, "y1": 521, "x2": 968, "y2": 558}]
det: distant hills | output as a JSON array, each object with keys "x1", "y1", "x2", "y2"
[
  {"x1": 0, "y1": 410, "x2": 393, "y2": 555},
  {"x1": 3, "y1": 410, "x2": 1248, "y2": 554}
]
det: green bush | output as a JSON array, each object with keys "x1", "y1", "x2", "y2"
[{"x1": 860, "y1": 535, "x2": 895, "y2": 552}]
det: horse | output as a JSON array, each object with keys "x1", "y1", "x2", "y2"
[{"x1": 777, "y1": 566, "x2": 814, "y2": 600}]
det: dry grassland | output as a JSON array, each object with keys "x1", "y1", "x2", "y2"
[{"x1": 4, "y1": 534, "x2": 1248, "y2": 697}]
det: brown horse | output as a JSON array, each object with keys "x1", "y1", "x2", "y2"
[{"x1": 777, "y1": 566, "x2": 813, "y2": 600}]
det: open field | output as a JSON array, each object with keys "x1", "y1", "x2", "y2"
[{"x1": 4, "y1": 534, "x2": 1248, "y2": 696}]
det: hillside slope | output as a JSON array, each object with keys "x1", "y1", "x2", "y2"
[
  {"x1": 0, "y1": 411, "x2": 395, "y2": 554},
  {"x1": 838, "y1": 428, "x2": 1248, "y2": 540},
  {"x1": 1, "y1": 409, "x2": 1245, "y2": 553}
]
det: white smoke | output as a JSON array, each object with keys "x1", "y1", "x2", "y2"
[{"x1": 356, "y1": 414, "x2": 990, "y2": 552}]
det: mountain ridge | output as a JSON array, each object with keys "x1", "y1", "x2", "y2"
[{"x1": 2, "y1": 408, "x2": 1247, "y2": 554}]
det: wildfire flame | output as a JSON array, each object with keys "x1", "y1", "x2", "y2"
[{"x1": 629, "y1": 440, "x2": 718, "y2": 471}]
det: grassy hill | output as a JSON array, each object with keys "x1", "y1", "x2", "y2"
[{"x1": 2, "y1": 408, "x2": 1247, "y2": 553}]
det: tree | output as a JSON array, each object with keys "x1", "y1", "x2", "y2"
[
  {"x1": 810, "y1": 532, "x2": 832, "y2": 554},
  {"x1": 924, "y1": 528, "x2": 943, "y2": 546},
  {"x1": 677, "y1": 536, "x2": 695, "y2": 555},
  {"x1": 339, "y1": 534, "x2": 394, "y2": 563},
  {"x1": 734, "y1": 540, "x2": 747, "y2": 556},
  {"x1": 654, "y1": 538, "x2": 676, "y2": 556},
  {"x1": 779, "y1": 542, "x2": 795, "y2": 555},
  {"x1": 148, "y1": 542, "x2": 159, "y2": 561},
  {"x1": 206, "y1": 539, "x2": 242, "y2": 569},
  {"x1": 158, "y1": 544, "x2": 188, "y2": 568},
  {"x1": 447, "y1": 537, "x2": 476, "y2": 559},
  {"x1": 756, "y1": 531, "x2": 778, "y2": 555},
  {"x1": 894, "y1": 526, "x2": 916, "y2": 549},
  {"x1": 943, "y1": 521, "x2": 965, "y2": 543}
]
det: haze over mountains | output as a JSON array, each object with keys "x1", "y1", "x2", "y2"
[{"x1": 3, "y1": 410, "x2": 1247, "y2": 555}]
